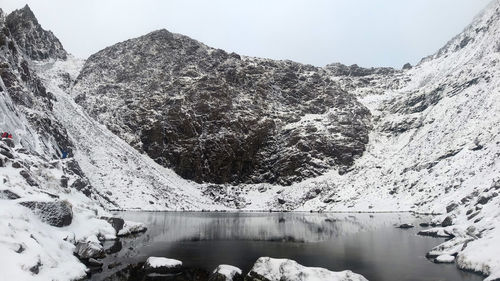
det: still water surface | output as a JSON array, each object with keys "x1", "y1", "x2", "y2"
[{"x1": 94, "y1": 212, "x2": 482, "y2": 281}]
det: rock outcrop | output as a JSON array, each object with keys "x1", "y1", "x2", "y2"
[
  {"x1": 19, "y1": 200, "x2": 73, "y2": 227},
  {"x1": 143, "y1": 257, "x2": 182, "y2": 274},
  {"x1": 0, "y1": 5, "x2": 73, "y2": 157},
  {"x1": 245, "y1": 257, "x2": 368, "y2": 281},
  {"x1": 73, "y1": 30, "x2": 371, "y2": 185},
  {"x1": 209, "y1": 265, "x2": 243, "y2": 281},
  {"x1": 5, "y1": 5, "x2": 67, "y2": 60},
  {"x1": 74, "y1": 235, "x2": 105, "y2": 259}
]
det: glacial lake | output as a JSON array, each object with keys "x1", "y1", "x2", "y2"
[{"x1": 92, "y1": 212, "x2": 483, "y2": 281}]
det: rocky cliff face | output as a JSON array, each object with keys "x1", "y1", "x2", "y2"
[
  {"x1": 5, "y1": 5, "x2": 67, "y2": 61},
  {"x1": 0, "y1": 6, "x2": 72, "y2": 157},
  {"x1": 72, "y1": 30, "x2": 372, "y2": 185}
]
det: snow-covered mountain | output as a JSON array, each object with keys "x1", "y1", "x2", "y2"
[
  {"x1": 0, "y1": 0, "x2": 499, "y2": 280},
  {"x1": 72, "y1": 30, "x2": 371, "y2": 186}
]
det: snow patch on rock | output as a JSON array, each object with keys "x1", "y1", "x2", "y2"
[
  {"x1": 117, "y1": 220, "x2": 147, "y2": 236},
  {"x1": 246, "y1": 257, "x2": 368, "y2": 281}
]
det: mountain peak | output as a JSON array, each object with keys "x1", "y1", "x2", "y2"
[
  {"x1": 5, "y1": 5, "x2": 67, "y2": 60},
  {"x1": 19, "y1": 4, "x2": 37, "y2": 21}
]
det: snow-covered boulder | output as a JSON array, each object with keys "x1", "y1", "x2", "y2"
[
  {"x1": 456, "y1": 226, "x2": 500, "y2": 281},
  {"x1": 19, "y1": 200, "x2": 73, "y2": 227},
  {"x1": 100, "y1": 216, "x2": 125, "y2": 234},
  {"x1": 74, "y1": 235, "x2": 105, "y2": 259},
  {"x1": 143, "y1": 257, "x2": 182, "y2": 274},
  {"x1": 417, "y1": 228, "x2": 453, "y2": 238},
  {"x1": 245, "y1": 257, "x2": 368, "y2": 281},
  {"x1": 426, "y1": 236, "x2": 472, "y2": 259},
  {"x1": 434, "y1": 255, "x2": 455, "y2": 264},
  {"x1": 209, "y1": 264, "x2": 243, "y2": 281},
  {"x1": 117, "y1": 220, "x2": 147, "y2": 236}
]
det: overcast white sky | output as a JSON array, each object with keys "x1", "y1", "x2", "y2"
[{"x1": 2, "y1": 0, "x2": 492, "y2": 68}]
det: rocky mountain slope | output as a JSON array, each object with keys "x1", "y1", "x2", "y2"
[
  {"x1": 72, "y1": 30, "x2": 371, "y2": 185},
  {"x1": 0, "y1": 5, "x2": 228, "y2": 280}
]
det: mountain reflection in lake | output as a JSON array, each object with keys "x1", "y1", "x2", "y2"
[{"x1": 93, "y1": 212, "x2": 482, "y2": 281}]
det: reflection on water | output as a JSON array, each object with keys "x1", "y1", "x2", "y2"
[
  {"x1": 92, "y1": 212, "x2": 482, "y2": 281},
  {"x1": 121, "y1": 212, "x2": 402, "y2": 243}
]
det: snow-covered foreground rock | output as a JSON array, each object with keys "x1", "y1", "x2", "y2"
[
  {"x1": 246, "y1": 257, "x2": 368, "y2": 281},
  {"x1": 0, "y1": 201, "x2": 87, "y2": 281},
  {"x1": 210, "y1": 265, "x2": 243, "y2": 281},
  {"x1": 0, "y1": 136, "x2": 146, "y2": 279},
  {"x1": 143, "y1": 257, "x2": 182, "y2": 274}
]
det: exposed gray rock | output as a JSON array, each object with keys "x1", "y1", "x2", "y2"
[
  {"x1": 446, "y1": 202, "x2": 459, "y2": 213},
  {"x1": 441, "y1": 216, "x2": 454, "y2": 227},
  {"x1": 476, "y1": 193, "x2": 496, "y2": 205},
  {"x1": 87, "y1": 258, "x2": 103, "y2": 267},
  {"x1": 19, "y1": 169, "x2": 38, "y2": 186},
  {"x1": 101, "y1": 216, "x2": 125, "y2": 234},
  {"x1": 19, "y1": 200, "x2": 73, "y2": 227},
  {"x1": 2, "y1": 138, "x2": 15, "y2": 148},
  {"x1": 397, "y1": 223, "x2": 415, "y2": 229},
  {"x1": 402, "y1": 63, "x2": 413, "y2": 70},
  {"x1": 0, "y1": 6, "x2": 75, "y2": 159},
  {"x1": 29, "y1": 260, "x2": 42, "y2": 274},
  {"x1": 325, "y1": 63, "x2": 396, "y2": 77},
  {"x1": 71, "y1": 178, "x2": 92, "y2": 196},
  {"x1": 0, "y1": 147, "x2": 14, "y2": 159},
  {"x1": 60, "y1": 175, "x2": 68, "y2": 188},
  {"x1": 0, "y1": 189, "x2": 20, "y2": 199},
  {"x1": 73, "y1": 29, "x2": 371, "y2": 186},
  {"x1": 5, "y1": 5, "x2": 67, "y2": 60},
  {"x1": 74, "y1": 237, "x2": 105, "y2": 259}
]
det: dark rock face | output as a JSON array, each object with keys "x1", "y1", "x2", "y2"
[
  {"x1": 402, "y1": 63, "x2": 413, "y2": 70},
  {"x1": 73, "y1": 29, "x2": 371, "y2": 185},
  {"x1": 0, "y1": 189, "x2": 20, "y2": 199},
  {"x1": 441, "y1": 216, "x2": 453, "y2": 227},
  {"x1": 75, "y1": 240, "x2": 105, "y2": 259},
  {"x1": 0, "y1": 7, "x2": 74, "y2": 158},
  {"x1": 397, "y1": 223, "x2": 415, "y2": 229},
  {"x1": 101, "y1": 216, "x2": 125, "y2": 234},
  {"x1": 2, "y1": 138, "x2": 15, "y2": 148},
  {"x1": 19, "y1": 200, "x2": 73, "y2": 227},
  {"x1": 446, "y1": 202, "x2": 459, "y2": 213},
  {"x1": 5, "y1": 5, "x2": 67, "y2": 60},
  {"x1": 19, "y1": 169, "x2": 38, "y2": 186},
  {"x1": 325, "y1": 63, "x2": 396, "y2": 77}
]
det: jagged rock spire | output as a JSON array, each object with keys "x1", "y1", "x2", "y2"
[{"x1": 5, "y1": 4, "x2": 67, "y2": 60}]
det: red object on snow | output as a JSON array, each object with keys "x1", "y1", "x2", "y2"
[
  {"x1": 1, "y1": 132, "x2": 7, "y2": 138},
  {"x1": 8, "y1": 134, "x2": 12, "y2": 139}
]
